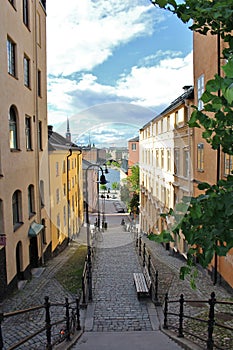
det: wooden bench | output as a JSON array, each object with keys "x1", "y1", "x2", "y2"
[{"x1": 133, "y1": 266, "x2": 151, "y2": 298}]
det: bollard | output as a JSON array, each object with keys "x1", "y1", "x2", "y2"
[
  {"x1": 148, "y1": 254, "x2": 151, "y2": 275},
  {"x1": 65, "y1": 297, "x2": 71, "y2": 341},
  {"x1": 139, "y1": 237, "x2": 142, "y2": 256},
  {"x1": 178, "y1": 294, "x2": 184, "y2": 337},
  {"x1": 143, "y1": 243, "x2": 146, "y2": 266},
  {"x1": 44, "y1": 296, "x2": 52, "y2": 350},
  {"x1": 154, "y1": 270, "x2": 159, "y2": 304},
  {"x1": 76, "y1": 297, "x2": 81, "y2": 331},
  {"x1": 82, "y1": 275, "x2": 86, "y2": 305},
  {"x1": 163, "y1": 293, "x2": 168, "y2": 329},
  {"x1": 207, "y1": 292, "x2": 216, "y2": 350}
]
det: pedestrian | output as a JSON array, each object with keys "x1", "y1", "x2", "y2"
[
  {"x1": 95, "y1": 218, "x2": 98, "y2": 227},
  {"x1": 121, "y1": 218, "x2": 125, "y2": 226}
]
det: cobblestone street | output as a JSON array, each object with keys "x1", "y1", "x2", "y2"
[{"x1": 1, "y1": 199, "x2": 232, "y2": 349}]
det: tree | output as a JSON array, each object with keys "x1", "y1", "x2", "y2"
[
  {"x1": 128, "y1": 165, "x2": 140, "y2": 193},
  {"x1": 112, "y1": 181, "x2": 120, "y2": 192},
  {"x1": 149, "y1": 0, "x2": 233, "y2": 285}
]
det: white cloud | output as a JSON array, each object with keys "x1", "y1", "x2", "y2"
[
  {"x1": 46, "y1": 0, "x2": 162, "y2": 75},
  {"x1": 115, "y1": 51, "x2": 193, "y2": 107}
]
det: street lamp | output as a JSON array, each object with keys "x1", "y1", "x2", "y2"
[{"x1": 85, "y1": 164, "x2": 107, "y2": 301}]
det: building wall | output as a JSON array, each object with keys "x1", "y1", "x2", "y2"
[
  {"x1": 128, "y1": 139, "x2": 139, "y2": 177},
  {"x1": 140, "y1": 93, "x2": 193, "y2": 256},
  {"x1": 193, "y1": 31, "x2": 233, "y2": 289},
  {"x1": 49, "y1": 150, "x2": 83, "y2": 254},
  {"x1": 0, "y1": 0, "x2": 50, "y2": 299}
]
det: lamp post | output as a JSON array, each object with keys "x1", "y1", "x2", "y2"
[{"x1": 85, "y1": 164, "x2": 107, "y2": 301}]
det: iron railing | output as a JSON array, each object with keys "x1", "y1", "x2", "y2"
[{"x1": 0, "y1": 296, "x2": 81, "y2": 350}]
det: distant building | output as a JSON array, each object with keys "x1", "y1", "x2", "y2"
[
  {"x1": 0, "y1": 0, "x2": 50, "y2": 300},
  {"x1": 48, "y1": 126, "x2": 83, "y2": 255},
  {"x1": 128, "y1": 136, "x2": 139, "y2": 177},
  {"x1": 82, "y1": 146, "x2": 106, "y2": 164}
]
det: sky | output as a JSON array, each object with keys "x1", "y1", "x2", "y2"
[{"x1": 46, "y1": 0, "x2": 193, "y2": 147}]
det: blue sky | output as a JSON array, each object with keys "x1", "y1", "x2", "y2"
[{"x1": 47, "y1": 0, "x2": 193, "y2": 147}]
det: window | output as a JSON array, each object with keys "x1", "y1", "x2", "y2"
[
  {"x1": 9, "y1": 106, "x2": 18, "y2": 149},
  {"x1": 224, "y1": 154, "x2": 233, "y2": 175},
  {"x1": 56, "y1": 188, "x2": 60, "y2": 204},
  {"x1": 197, "y1": 143, "x2": 204, "y2": 171},
  {"x1": 38, "y1": 121, "x2": 42, "y2": 150},
  {"x1": 63, "y1": 183, "x2": 66, "y2": 196},
  {"x1": 0, "y1": 199, "x2": 4, "y2": 234},
  {"x1": 197, "y1": 74, "x2": 204, "y2": 110},
  {"x1": 7, "y1": 37, "x2": 16, "y2": 77},
  {"x1": 41, "y1": 218, "x2": 46, "y2": 244},
  {"x1": 161, "y1": 149, "x2": 164, "y2": 168},
  {"x1": 155, "y1": 149, "x2": 159, "y2": 168},
  {"x1": 132, "y1": 143, "x2": 137, "y2": 151},
  {"x1": 55, "y1": 162, "x2": 59, "y2": 176},
  {"x1": 37, "y1": 69, "x2": 41, "y2": 96},
  {"x1": 174, "y1": 149, "x2": 180, "y2": 175},
  {"x1": 57, "y1": 214, "x2": 60, "y2": 239},
  {"x1": 167, "y1": 116, "x2": 170, "y2": 131},
  {"x1": 28, "y1": 184, "x2": 35, "y2": 217},
  {"x1": 183, "y1": 149, "x2": 189, "y2": 178},
  {"x1": 175, "y1": 110, "x2": 184, "y2": 128},
  {"x1": 24, "y1": 56, "x2": 30, "y2": 87},
  {"x1": 63, "y1": 160, "x2": 66, "y2": 173},
  {"x1": 63, "y1": 206, "x2": 66, "y2": 226},
  {"x1": 23, "y1": 0, "x2": 29, "y2": 27},
  {"x1": 12, "y1": 190, "x2": 22, "y2": 228},
  {"x1": 40, "y1": 180, "x2": 44, "y2": 207},
  {"x1": 25, "y1": 116, "x2": 32, "y2": 150},
  {"x1": 167, "y1": 149, "x2": 171, "y2": 172}
]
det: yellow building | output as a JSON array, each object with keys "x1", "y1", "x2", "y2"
[
  {"x1": 48, "y1": 126, "x2": 83, "y2": 255},
  {"x1": 0, "y1": 0, "x2": 50, "y2": 300}
]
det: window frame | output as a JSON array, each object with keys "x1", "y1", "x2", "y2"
[
  {"x1": 7, "y1": 37, "x2": 16, "y2": 77},
  {"x1": 197, "y1": 74, "x2": 205, "y2": 111},
  {"x1": 12, "y1": 190, "x2": 23, "y2": 229},
  {"x1": 25, "y1": 116, "x2": 32, "y2": 150},
  {"x1": 9, "y1": 106, "x2": 18, "y2": 150},
  {"x1": 28, "y1": 184, "x2": 35, "y2": 217},
  {"x1": 197, "y1": 143, "x2": 204, "y2": 171},
  {"x1": 24, "y1": 55, "x2": 30, "y2": 87},
  {"x1": 23, "y1": 0, "x2": 29, "y2": 28}
]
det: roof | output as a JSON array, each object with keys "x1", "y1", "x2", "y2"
[
  {"x1": 48, "y1": 126, "x2": 81, "y2": 152},
  {"x1": 128, "y1": 136, "x2": 139, "y2": 142},
  {"x1": 140, "y1": 86, "x2": 194, "y2": 130}
]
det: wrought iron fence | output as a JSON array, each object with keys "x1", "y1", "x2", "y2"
[{"x1": 0, "y1": 296, "x2": 81, "y2": 350}]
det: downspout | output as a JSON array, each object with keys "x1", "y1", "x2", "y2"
[
  {"x1": 214, "y1": 32, "x2": 221, "y2": 285},
  {"x1": 67, "y1": 148, "x2": 72, "y2": 243}
]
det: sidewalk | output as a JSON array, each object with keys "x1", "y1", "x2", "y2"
[{"x1": 70, "y1": 225, "x2": 184, "y2": 350}]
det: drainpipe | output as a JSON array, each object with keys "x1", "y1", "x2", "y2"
[
  {"x1": 214, "y1": 33, "x2": 221, "y2": 285},
  {"x1": 67, "y1": 149, "x2": 72, "y2": 243}
]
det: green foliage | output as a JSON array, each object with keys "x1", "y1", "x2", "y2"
[
  {"x1": 150, "y1": 0, "x2": 233, "y2": 284},
  {"x1": 129, "y1": 193, "x2": 139, "y2": 213},
  {"x1": 100, "y1": 184, "x2": 107, "y2": 191},
  {"x1": 55, "y1": 245, "x2": 87, "y2": 294},
  {"x1": 150, "y1": 0, "x2": 233, "y2": 154},
  {"x1": 112, "y1": 181, "x2": 120, "y2": 191},
  {"x1": 128, "y1": 165, "x2": 140, "y2": 193}
]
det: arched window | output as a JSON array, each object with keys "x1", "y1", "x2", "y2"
[
  {"x1": 12, "y1": 190, "x2": 22, "y2": 229},
  {"x1": 9, "y1": 106, "x2": 18, "y2": 149},
  {"x1": 28, "y1": 184, "x2": 35, "y2": 217}
]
